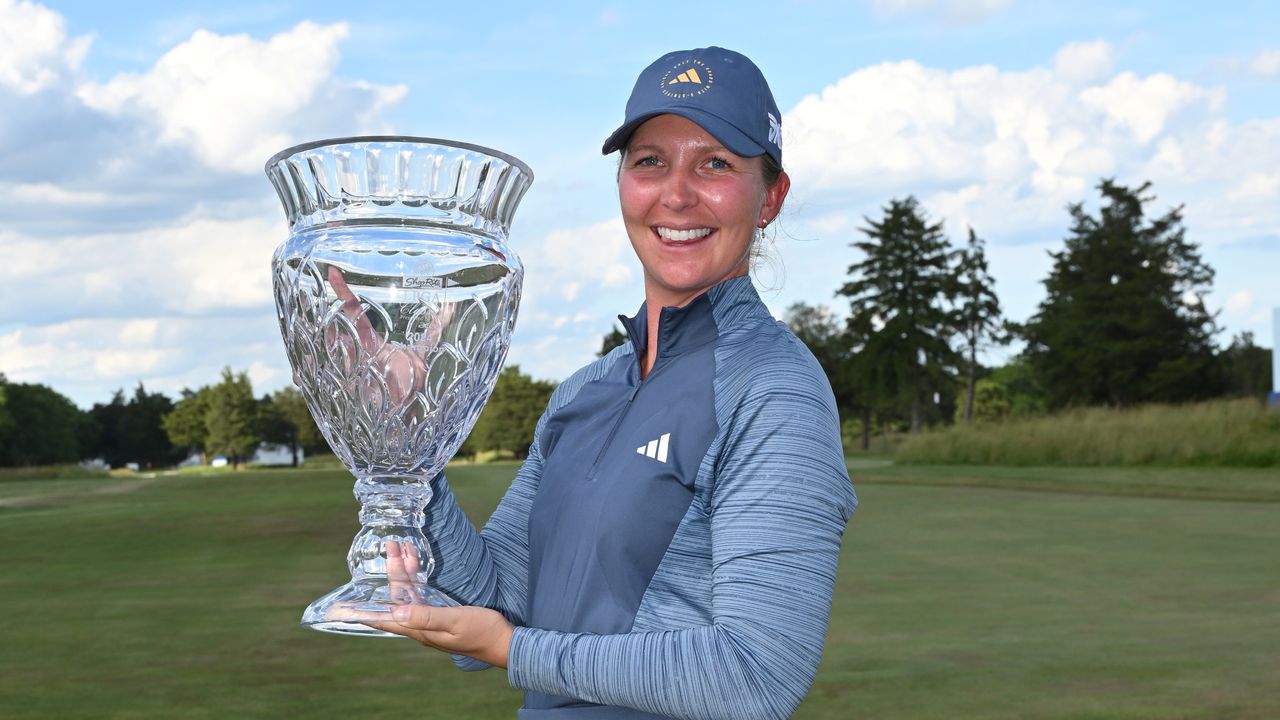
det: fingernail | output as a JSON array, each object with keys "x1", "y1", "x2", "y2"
[{"x1": 392, "y1": 606, "x2": 409, "y2": 622}]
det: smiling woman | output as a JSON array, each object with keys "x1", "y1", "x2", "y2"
[
  {"x1": 618, "y1": 114, "x2": 790, "y2": 337},
  {"x1": 364, "y1": 46, "x2": 857, "y2": 720}
]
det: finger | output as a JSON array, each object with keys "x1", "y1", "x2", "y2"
[
  {"x1": 362, "y1": 619, "x2": 419, "y2": 639},
  {"x1": 384, "y1": 539, "x2": 399, "y2": 571},
  {"x1": 328, "y1": 266, "x2": 379, "y2": 348},
  {"x1": 402, "y1": 541, "x2": 420, "y2": 577},
  {"x1": 390, "y1": 603, "x2": 453, "y2": 633}
]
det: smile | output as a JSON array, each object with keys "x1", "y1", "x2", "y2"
[{"x1": 655, "y1": 227, "x2": 713, "y2": 242}]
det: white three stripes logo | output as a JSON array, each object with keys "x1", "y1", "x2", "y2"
[{"x1": 636, "y1": 433, "x2": 671, "y2": 463}]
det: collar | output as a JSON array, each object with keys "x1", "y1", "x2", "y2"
[{"x1": 617, "y1": 275, "x2": 759, "y2": 361}]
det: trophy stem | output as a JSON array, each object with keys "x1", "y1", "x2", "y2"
[{"x1": 301, "y1": 476, "x2": 458, "y2": 636}]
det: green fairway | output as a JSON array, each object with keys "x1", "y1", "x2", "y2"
[{"x1": 1, "y1": 463, "x2": 1277, "y2": 719}]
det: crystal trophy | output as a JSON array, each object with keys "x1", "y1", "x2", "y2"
[{"x1": 265, "y1": 137, "x2": 532, "y2": 635}]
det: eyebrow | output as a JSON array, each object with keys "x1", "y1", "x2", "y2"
[{"x1": 626, "y1": 141, "x2": 731, "y2": 155}]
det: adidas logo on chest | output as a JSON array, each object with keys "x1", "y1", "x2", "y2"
[{"x1": 636, "y1": 432, "x2": 671, "y2": 463}]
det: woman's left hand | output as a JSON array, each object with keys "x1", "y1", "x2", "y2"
[
  {"x1": 363, "y1": 539, "x2": 514, "y2": 668},
  {"x1": 366, "y1": 603, "x2": 515, "y2": 669}
]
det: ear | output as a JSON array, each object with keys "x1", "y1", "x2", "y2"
[{"x1": 759, "y1": 170, "x2": 790, "y2": 227}]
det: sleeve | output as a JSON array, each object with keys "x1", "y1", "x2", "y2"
[
  {"x1": 425, "y1": 436, "x2": 542, "y2": 622},
  {"x1": 506, "y1": 357, "x2": 858, "y2": 720},
  {"x1": 422, "y1": 412, "x2": 547, "y2": 671}
]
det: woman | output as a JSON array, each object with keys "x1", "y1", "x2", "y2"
[{"x1": 372, "y1": 47, "x2": 857, "y2": 720}]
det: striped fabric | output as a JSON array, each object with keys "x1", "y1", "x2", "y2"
[{"x1": 427, "y1": 276, "x2": 857, "y2": 719}]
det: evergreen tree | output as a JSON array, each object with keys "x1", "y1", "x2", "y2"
[
  {"x1": 118, "y1": 383, "x2": 178, "y2": 469},
  {"x1": 1022, "y1": 179, "x2": 1219, "y2": 408},
  {"x1": 953, "y1": 227, "x2": 1008, "y2": 424},
  {"x1": 598, "y1": 324, "x2": 629, "y2": 357},
  {"x1": 87, "y1": 390, "x2": 128, "y2": 467},
  {"x1": 839, "y1": 196, "x2": 960, "y2": 432},
  {"x1": 205, "y1": 368, "x2": 259, "y2": 468}
]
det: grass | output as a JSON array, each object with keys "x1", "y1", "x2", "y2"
[
  {"x1": 896, "y1": 398, "x2": 1280, "y2": 467},
  {"x1": 1, "y1": 462, "x2": 1277, "y2": 719}
]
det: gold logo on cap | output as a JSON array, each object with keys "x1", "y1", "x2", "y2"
[{"x1": 660, "y1": 59, "x2": 714, "y2": 98}]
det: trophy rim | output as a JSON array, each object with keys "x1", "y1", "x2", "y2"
[{"x1": 264, "y1": 135, "x2": 534, "y2": 181}]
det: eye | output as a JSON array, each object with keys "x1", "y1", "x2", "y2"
[
  {"x1": 631, "y1": 154, "x2": 661, "y2": 167},
  {"x1": 707, "y1": 156, "x2": 733, "y2": 171}
]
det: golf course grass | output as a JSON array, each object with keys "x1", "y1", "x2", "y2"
[{"x1": 0, "y1": 462, "x2": 1276, "y2": 718}]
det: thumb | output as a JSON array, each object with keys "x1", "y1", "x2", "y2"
[{"x1": 391, "y1": 604, "x2": 433, "y2": 629}]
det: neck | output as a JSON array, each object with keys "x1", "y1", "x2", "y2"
[{"x1": 642, "y1": 302, "x2": 662, "y2": 378}]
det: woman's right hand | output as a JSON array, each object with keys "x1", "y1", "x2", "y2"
[{"x1": 325, "y1": 265, "x2": 430, "y2": 407}]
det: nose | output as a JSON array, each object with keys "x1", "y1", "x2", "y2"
[{"x1": 659, "y1": 168, "x2": 697, "y2": 211}]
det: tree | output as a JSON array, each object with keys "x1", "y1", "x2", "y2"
[
  {"x1": 599, "y1": 325, "x2": 629, "y2": 357},
  {"x1": 467, "y1": 366, "x2": 556, "y2": 458},
  {"x1": 256, "y1": 387, "x2": 325, "y2": 467},
  {"x1": 785, "y1": 302, "x2": 871, "y2": 450},
  {"x1": 953, "y1": 227, "x2": 1008, "y2": 424},
  {"x1": 0, "y1": 381, "x2": 85, "y2": 466},
  {"x1": 1219, "y1": 332, "x2": 1272, "y2": 398},
  {"x1": 273, "y1": 386, "x2": 326, "y2": 455},
  {"x1": 164, "y1": 387, "x2": 212, "y2": 462},
  {"x1": 988, "y1": 358, "x2": 1047, "y2": 419},
  {"x1": 839, "y1": 196, "x2": 960, "y2": 432},
  {"x1": 0, "y1": 379, "x2": 13, "y2": 448},
  {"x1": 87, "y1": 390, "x2": 128, "y2": 467},
  {"x1": 205, "y1": 368, "x2": 259, "y2": 468},
  {"x1": 118, "y1": 383, "x2": 178, "y2": 469},
  {"x1": 1022, "y1": 179, "x2": 1220, "y2": 408}
]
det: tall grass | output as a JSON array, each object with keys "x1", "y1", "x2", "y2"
[{"x1": 895, "y1": 397, "x2": 1280, "y2": 466}]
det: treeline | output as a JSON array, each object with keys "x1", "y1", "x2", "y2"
[
  {"x1": 0, "y1": 364, "x2": 557, "y2": 470},
  {"x1": 0, "y1": 368, "x2": 325, "y2": 469},
  {"x1": 776, "y1": 178, "x2": 1272, "y2": 447}
]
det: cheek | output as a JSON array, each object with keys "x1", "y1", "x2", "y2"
[{"x1": 617, "y1": 177, "x2": 648, "y2": 218}]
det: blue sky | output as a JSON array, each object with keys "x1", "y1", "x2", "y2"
[{"x1": 2, "y1": 0, "x2": 1279, "y2": 407}]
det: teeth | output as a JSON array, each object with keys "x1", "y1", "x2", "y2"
[{"x1": 656, "y1": 227, "x2": 712, "y2": 242}]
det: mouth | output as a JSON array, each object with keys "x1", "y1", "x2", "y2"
[{"x1": 654, "y1": 226, "x2": 714, "y2": 244}]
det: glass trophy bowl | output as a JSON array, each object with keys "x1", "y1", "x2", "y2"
[{"x1": 264, "y1": 137, "x2": 532, "y2": 636}]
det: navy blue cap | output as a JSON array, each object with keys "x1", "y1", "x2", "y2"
[{"x1": 602, "y1": 47, "x2": 782, "y2": 165}]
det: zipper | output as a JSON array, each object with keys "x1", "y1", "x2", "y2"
[{"x1": 589, "y1": 382, "x2": 642, "y2": 478}]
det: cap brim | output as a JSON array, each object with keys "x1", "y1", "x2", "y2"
[{"x1": 601, "y1": 107, "x2": 767, "y2": 160}]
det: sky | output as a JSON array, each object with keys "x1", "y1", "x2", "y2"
[{"x1": 2, "y1": 0, "x2": 1278, "y2": 408}]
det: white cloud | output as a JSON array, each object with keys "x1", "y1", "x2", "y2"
[
  {"x1": 1225, "y1": 290, "x2": 1254, "y2": 317},
  {"x1": 76, "y1": 21, "x2": 407, "y2": 173},
  {"x1": 0, "y1": 213, "x2": 279, "y2": 324},
  {"x1": 1248, "y1": 49, "x2": 1280, "y2": 78},
  {"x1": 523, "y1": 216, "x2": 636, "y2": 307},
  {"x1": 1228, "y1": 173, "x2": 1280, "y2": 201},
  {"x1": 0, "y1": 314, "x2": 288, "y2": 405},
  {"x1": 783, "y1": 50, "x2": 1275, "y2": 251},
  {"x1": 1053, "y1": 40, "x2": 1114, "y2": 85},
  {"x1": 8, "y1": 181, "x2": 112, "y2": 205},
  {"x1": 1080, "y1": 72, "x2": 1221, "y2": 144},
  {"x1": 0, "y1": 0, "x2": 90, "y2": 94}
]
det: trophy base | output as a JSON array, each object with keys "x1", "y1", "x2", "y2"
[{"x1": 301, "y1": 579, "x2": 460, "y2": 637}]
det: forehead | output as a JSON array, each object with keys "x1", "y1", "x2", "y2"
[{"x1": 627, "y1": 114, "x2": 723, "y2": 150}]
